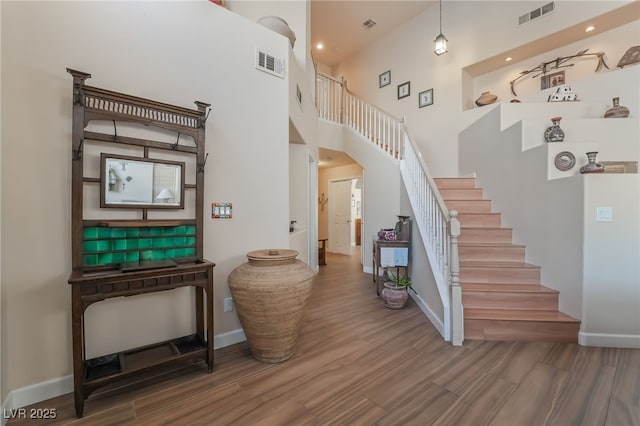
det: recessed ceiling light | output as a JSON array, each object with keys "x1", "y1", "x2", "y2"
[
  {"x1": 585, "y1": 25, "x2": 596, "y2": 32},
  {"x1": 505, "y1": 57, "x2": 513, "y2": 62},
  {"x1": 316, "y1": 43, "x2": 324, "y2": 50}
]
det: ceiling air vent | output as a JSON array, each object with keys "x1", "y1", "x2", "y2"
[
  {"x1": 362, "y1": 19, "x2": 377, "y2": 29},
  {"x1": 255, "y1": 49, "x2": 285, "y2": 79},
  {"x1": 518, "y1": 2, "x2": 554, "y2": 26}
]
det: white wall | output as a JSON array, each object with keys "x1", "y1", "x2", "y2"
[
  {"x1": 289, "y1": 143, "x2": 310, "y2": 264},
  {"x1": 581, "y1": 175, "x2": 640, "y2": 347},
  {"x1": 334, "y1": 1, "x2": 636, "y2": 177},
  {"x1": 473, "y1": 21, "x2": 640, "y2": 108},
  {"x1": 1, "y1": 0, "x2": 290, "y2": 400},
  {"x1": 459, "y1": 97, "x2": 640, "y2": 347}
]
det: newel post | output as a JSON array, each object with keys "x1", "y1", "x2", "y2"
[{"x1": 449, "y1": 210, "x2": 464, "y2": 346}]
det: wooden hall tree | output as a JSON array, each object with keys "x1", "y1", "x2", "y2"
[{"x1": 66, "y1": 69, "x2": 214, "y2": 418}]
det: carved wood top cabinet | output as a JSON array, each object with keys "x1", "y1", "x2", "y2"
[{"x1": 66, "y1": 69, "x2": 214, "y2": 417}]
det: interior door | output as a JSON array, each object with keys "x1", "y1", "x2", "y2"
[{"x1": 329, "y1": 179, "x2": 352, "y2": 255}]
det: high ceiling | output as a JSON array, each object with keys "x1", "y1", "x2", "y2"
[{"x1": 311, "y1": 0, "x2": 435, "y2": 69}]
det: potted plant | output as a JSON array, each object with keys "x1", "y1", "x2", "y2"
[{"x1": 381, "y1": 272, "x2": 413, "y2": 309}]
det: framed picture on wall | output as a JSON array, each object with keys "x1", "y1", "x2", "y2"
[
  {"x1": 541, "y1": 70, "x2": 565, "y2": 90},
  {"x1": 397, "y1": 81, "x2": 410, "y2": 99},
  {"x1": 419, "y1": 89, "x2": 434, "y2": 108},
  {"x1": 379, "y1": 70, "x2": 391, "y2": 88}
]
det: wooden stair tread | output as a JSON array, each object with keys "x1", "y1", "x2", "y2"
[
  {"x1": 459, "y1": 242, "x2": 525, "y2": 248},
  {"x1": 461, "y1": 226, "x2": 512, "y2": 231},
  {"x1": 462, "y1": 283, "x2": 559, "y2": 293},
  {"x1": 464, "y1": 309, "x2": 580, "y2": 323},
  {"x1": 460, "y1": 260, "x2": 540, "y2": 269}
]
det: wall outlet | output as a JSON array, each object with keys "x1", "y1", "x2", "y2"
[{"x1": 224, "y1": 297, "x2": 233, "y2": 312}]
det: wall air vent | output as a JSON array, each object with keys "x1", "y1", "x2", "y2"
[
  {"x1": 518, "y1": 2, "x2": 554, "y2": 26},
  {"x1": 255, "y1": 49, "x2": 285, "y2": 79},
  {"x1": 362, "y1": 19, "x2": 377, "y2": 29}
]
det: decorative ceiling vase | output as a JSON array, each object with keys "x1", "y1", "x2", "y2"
[
  {"x1": 228, "y1": 249, "x2": 314, "y2": 363},
  {"x1": 579, "y1": 152, "x2": 605, "y2": 174},
  {"x1": 544, "y1": 116, "x2": 565, "y2": 143},
  {"x1": 475, "y1": 91, "x2": 498, "y2": 107},
  {"x1": 604, "y1": 97, "x2": 630, "y2": 118},
  {"x1": 257, "y1": 16, "x2": 296, "y2": 48}
]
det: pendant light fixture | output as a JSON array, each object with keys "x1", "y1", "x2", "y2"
[{"x1": 434, "y1": 0, "x2": 448, "y2": 55}]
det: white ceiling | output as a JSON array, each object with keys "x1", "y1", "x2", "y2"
[{"x1": 311, "y1": 0, "x2": 435, "y2": 69}]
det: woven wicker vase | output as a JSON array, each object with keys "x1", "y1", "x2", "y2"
[{"x1": 228, "y1": 249, "x2": 315, "y2": 363}]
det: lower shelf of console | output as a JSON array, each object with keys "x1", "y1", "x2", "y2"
[{"x1": 84, "y1": 334, "x2": 208, "y2": 390}]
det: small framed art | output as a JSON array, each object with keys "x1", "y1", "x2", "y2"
[
  {"x1": 397, "y1": 81, "x2": 410, "y2": 99},
  {"x1": 419, "y1": 89, "x2": 434, "y2": 108},
  {"x1": 541, "y1": 70, "x2": 565, "y2": 90},
  {"x1": 379, "y1": 70, "x2": 391, "y2": 88}
]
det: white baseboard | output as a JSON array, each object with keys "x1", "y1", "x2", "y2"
[
  {"x1": 409, "y1": 291, "x2": 445, "y2": 338},
  {"x1": 578, "y1": 331, "x2": 640, "y2": 348},
  {"x1": 362, "y1": 265, "x2": 374, "y2": 275},
  {"x1": 1, "y1": 329, "x2": 247, "y2": 415},
  {"x1": 1, "y1": 374, "x2": 73, "y2": 421},
  {"x1": 214, "y1": 328, "x2": 246, "y2": 349}
]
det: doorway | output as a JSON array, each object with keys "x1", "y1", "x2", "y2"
[{"x1": 328, "y1": 177, "x2": 362, "y2": 256}]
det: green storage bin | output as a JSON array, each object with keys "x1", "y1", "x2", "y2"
[
  {"x1": 138, "y1": 239, "x2": 152, "y2": 249},
  {"x1": 174, "y1": 237, "x2": 187, "y2": 246},
  {"x1": 151, "y1": 250, "x2": 165, "y2": 260},
  {"x1": 163, "y1": 227, "x2": 176, "y2": 236},
  {"x1": 83, "y1": 254, "x2": 99, "y2": 266},
  {"x1": 175, "y1": 226, "x2": 186, "y2": 235},
  {"x1": 140, "y1": 250, "x2": 153, "y2": 261},
  {"x1": 126, "y1": 251, "x2": 139, "y2": 262},
  {"x1": 185, "y1": 226, "x2": 196, "y2": 235},
  {"x1": 152, "y1": 238, "x2": 168, "y2": 248},
  {"x1": 110, "y1": 228, "x2": 126, "y2": 238},
  {"x1": 83, "y1": 240, "x2": 111, "y2": 252},
  {"x1": 165, "y1": 249, "x2": 177, "y2": 258},
  {"x1": 83, "y1": 228, "x2": 99, "y2": 239},
  {"x1": 112, "y1": 252, "x2": 125, "y2": 263},
  {"x1": 186, "y1": 237, "x2": 196, "y2": 246},
  {"x1": 98, "y1": 253, "x2": 113, "y2": 264},
  {"x1": 150, "y1": 227, "x2": 163, "y2": 236},
  {"x1": 184, "y1": 248, "x2": 196, "y2": 257},
  {"x1": 113, "y1": 240, "x2": 128, "y2": 250},
  {"x1": 139, "y1": 228, "x2": 152, "y2": 237},
  {"x1": 126, "y1": 228, "x2": 140, "y2": 237}
]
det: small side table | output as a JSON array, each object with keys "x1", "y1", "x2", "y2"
[
  {"x1": 318, "y1": 239, "x2": 328, "y2": 265},
  {"x1": 372, "y1": 239, "x2": 410, "y2": 295}
]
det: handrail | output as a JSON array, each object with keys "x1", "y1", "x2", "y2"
[
  {"x1": 315, "y1": 71, "x2": 463, "y2": 345},
  {"x1": 403, "y1": 130, "x2": 450, "y2": 217},
  {"x1": 400, "y1": 127, "x2": 462, "y2": 345}
]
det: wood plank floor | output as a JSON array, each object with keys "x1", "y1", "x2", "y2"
[{"x1": 9, "y1": 252, "x2": 639, "y2": 425}]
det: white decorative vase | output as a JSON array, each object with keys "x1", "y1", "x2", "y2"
[{"x1": 257, "y1": 16, "x2": 296, "y2": 48}]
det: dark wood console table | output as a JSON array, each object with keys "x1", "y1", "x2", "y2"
[
  {"x1": 372, "y1": 240, "x2": 410, "y2": 295},
  {"x1": 68, "y1": 260, "x2": 214, "y2": 417}
]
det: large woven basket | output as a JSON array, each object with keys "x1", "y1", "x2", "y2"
[{"x1": 228, "y1": 249, "x2": 315, "y2": 363}]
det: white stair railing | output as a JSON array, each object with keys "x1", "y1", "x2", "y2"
[
  {"x1": 343, "y1": 89, "x2": 404, "y2": 159},
  {"x1": 400, "y1": 132, "x2": 462, "y2": 345},
  {"x1": 315, "y1": 72, "x2": 462, "y2": 345}
]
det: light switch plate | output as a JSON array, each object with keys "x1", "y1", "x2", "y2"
[{"x1": 596, "y1": 207, "x2": 613, "y2": 222}]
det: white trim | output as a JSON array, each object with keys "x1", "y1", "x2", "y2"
[
  {"x1": 362, "y1": 265, "x2": 374, "y2": 275},
  {"x1": 1, "y1": 329, "x2": 247, "y2": 414},
  {"x1": 2, "y1": 375, "x2": 72, "y2": 417},
  {"x1": 409, "y1": 291, "x2": 445, "y2": 338},
  {"x1": 214, "y1": 328, "x2": 246, "y2": 349},
  {"x1": 578, "y1": 331, "x2": 640, "y2": 349}
]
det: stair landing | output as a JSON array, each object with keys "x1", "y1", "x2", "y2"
[{"x1": 436, "y1": 177, "x2": 580, "y2": 343}]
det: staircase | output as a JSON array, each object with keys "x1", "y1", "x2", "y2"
[{"x1": 435, "y1": 177, "x2": 580, "y2": 342}]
